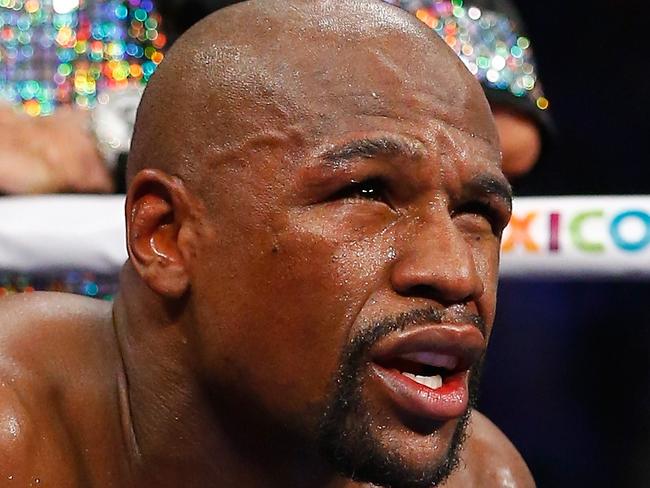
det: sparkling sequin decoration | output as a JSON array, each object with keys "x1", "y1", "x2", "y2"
[
  {"x1": 0, "y1": 270, "x2": 118, "y2": 299},
  {"x1": 0, "y1": 0, "x2": 166, "y2": 115},
  {"x1": 385, "y1": 0, "x2": 548, "y2": 110}
]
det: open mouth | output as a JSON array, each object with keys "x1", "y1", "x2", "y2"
[
  {"x1": 376, "y1": 352, "x2": 460, "y2": 391},
  {"x1": 368, "y1": 324, "x2": 484, "y2": 421}
]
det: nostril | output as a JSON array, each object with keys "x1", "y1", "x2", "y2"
[
  {"x1": 397, "y1": 284, "x2": 477, "y2": 306},
  {"x1": 403, "y1": 284, "x2": 443, "y2": 301}
]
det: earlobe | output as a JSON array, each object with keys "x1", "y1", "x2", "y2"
[{"x1": 126, "y1": 169, "x2": 192, "y2": 298}]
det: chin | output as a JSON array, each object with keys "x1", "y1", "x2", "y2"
[
  {"x1": 318, "y1": 402, "x2": 471, "y2": 488},
  {"x1": 383, "y1": 415, "x2": 462, "y2": 456}
]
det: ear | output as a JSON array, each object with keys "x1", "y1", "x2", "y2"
[{"x1": 126, "y1": 169, "x2": 196, "y2": 298}]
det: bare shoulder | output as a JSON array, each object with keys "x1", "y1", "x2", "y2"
[
  {"x1": 0, "y1": 292, "x2": 117, "y2": 483},
  {"x1": 0, "y1": 363, "x2": 90, "y2": 484},
  {"x1": 0, "y1": 373, "x2": 52, "y2": 482},
  {"x1": 0, "y1": 291, "x2": 113, "y2": 366},
  {"x1": 0, "y1": 290, "x2": 111, "y2": 326},
  {"x1": 461, "y1": 410, "x2": 535, "y2": 487},
  {"x1": 0, "y1": 374, "x2": 35, "y2": 479},
  {"x1": 0, "y1": 291, "x2": 117, "y2": 383}
]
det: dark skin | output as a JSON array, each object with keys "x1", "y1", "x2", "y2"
[{"x1": 0, "y1": 1, "x2": 534, "y2": 486}]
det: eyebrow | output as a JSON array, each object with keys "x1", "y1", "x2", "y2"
[
  {"x1": 466, "y1": 174, "x2": 513, "y2": 210},
  {"x1": 317, "y1": 137, "x2": 512, "y2": 207},
  {"x1": 320, "y1": 136, "x2": 425, "y2": 166}
]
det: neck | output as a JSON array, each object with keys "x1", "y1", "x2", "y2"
[{"x1": 114, "y1": 267, "x2": 359, "y2": 488}]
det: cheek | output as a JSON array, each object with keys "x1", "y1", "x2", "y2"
[
  {"x1": 189, "y1": 211, "x2": 392, "y2": 423},
  {"x1": 286, "y1": 204, "x2": 398, "y2": 325},
  {"x1": 457, "y1": 218, "x2": 502, "y2": 293},
  {"x1": 292, "y1": 201, "x2": 396, "y2": 242},
  {"x1": 468, "y1": 236, "x2": 501, "y2": 326}
]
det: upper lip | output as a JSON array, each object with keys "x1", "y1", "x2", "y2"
[{"x1": 369, "y1": 323, "x2": 486, "y2": 373}]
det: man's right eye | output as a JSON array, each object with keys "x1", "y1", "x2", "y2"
[{"x1": 330, "y1": 178, "x2": 387, "y2": 203}]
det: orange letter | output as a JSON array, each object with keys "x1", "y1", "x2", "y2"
[{"x1": 502, "y1": 212, "x2": 540, "y2": 252}]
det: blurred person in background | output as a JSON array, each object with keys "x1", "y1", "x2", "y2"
[
  {"x1": 0, "y1": 0, "x2": 167, "y2": 193},
  {"x1": 0, "y1": 0, "x2": 550, "y2": 195},
  {"x1": 397, "y1": 0, "x2": 553, "y2": 182}
]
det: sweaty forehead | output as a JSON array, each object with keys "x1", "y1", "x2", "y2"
[
  {"x1": 130, "y1": 0, "x2": 498, "y2": 181},
  {"x1": 284, "y1": 37, "x2": 495, "y2": 144}
]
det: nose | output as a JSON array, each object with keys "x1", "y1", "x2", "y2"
[{"x1": 390, "y1": 213, "x2": 484, "y2": 305}]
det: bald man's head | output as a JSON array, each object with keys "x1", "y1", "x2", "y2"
[
  {"x1": 124, "y1": 2, "x2": 507, "y2": 487},
  {"x1": 128, "y1": 0, "x2": 495, "y2": 192}
]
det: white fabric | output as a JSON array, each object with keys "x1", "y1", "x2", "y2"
[
  {"x1": 500, "y1": 195, "x2": 650, "y2": 278},
  {"x1": 0, "y1": 195, "x2": 126, "y2": 273},
  {"x1": 1, "y1": 195, "x2": 649, "y2": 277}
]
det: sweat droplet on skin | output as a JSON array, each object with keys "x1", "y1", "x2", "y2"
[{"x1": 387, "y1": 247, "x2": 396, "y2": 260}]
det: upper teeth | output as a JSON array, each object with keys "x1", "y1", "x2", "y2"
[
  {"x1": 400, "y1": 352, "x2": 458, "y2": 370},
  {"x1": 403, "y1": 372, "x2": 443, "y2": 390}
]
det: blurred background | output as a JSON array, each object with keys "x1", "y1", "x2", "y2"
[
  {"x1": 511, "y1": 0, "x2": 646, "y2": 197},
  {"x1": 479, "y1": 1, "x2": 650, "y2": 487},
  {"x1": 1, "y1": 0, "x2": 648, "y2": 486}
]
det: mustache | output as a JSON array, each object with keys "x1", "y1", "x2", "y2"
[{"x1": 347, "y1": 305, "x2": 486, "y2": 359}]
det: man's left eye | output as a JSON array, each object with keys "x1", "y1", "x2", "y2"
[{"x1": 331, "y1": 178, "x2": 387, "y2": 203}]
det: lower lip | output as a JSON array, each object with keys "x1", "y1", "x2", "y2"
[{"x1": 371, "y1": 364, "x2": 469, "y2": 421}]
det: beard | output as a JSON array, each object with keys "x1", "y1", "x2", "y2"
[{"x1": 316, "y1": 306, "x2": 485, "y2": 488}]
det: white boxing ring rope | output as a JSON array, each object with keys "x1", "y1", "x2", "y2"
[{"x1": 1, "y1": 195, "x2": 650, "y2": 278}]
